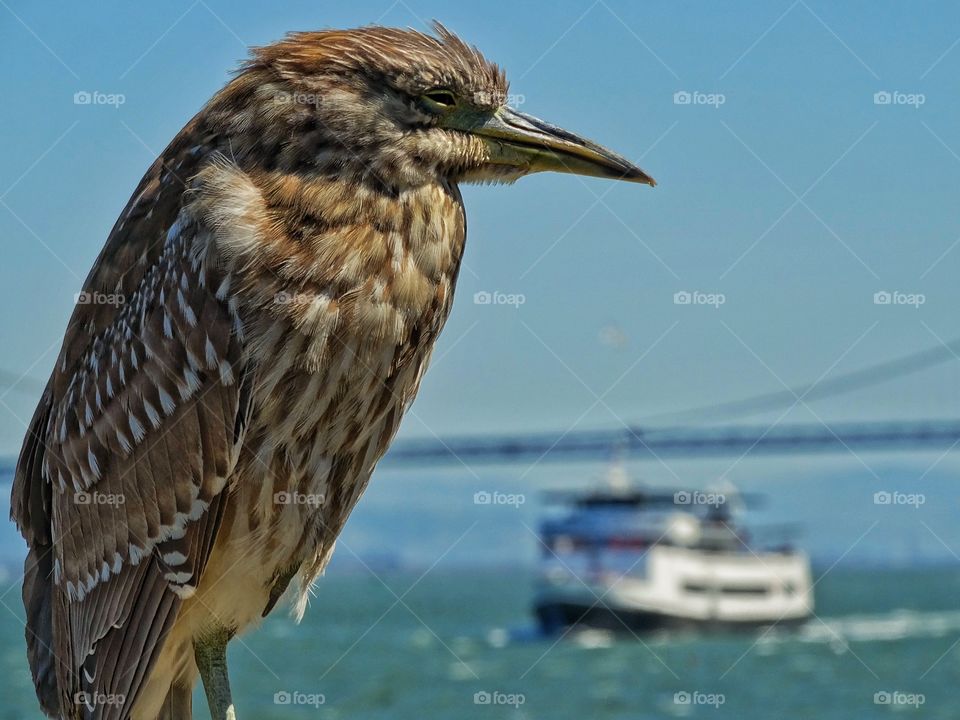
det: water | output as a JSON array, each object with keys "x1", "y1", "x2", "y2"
[{"x1": 1, "y1": 566, "x2": 958, "y2": 718}]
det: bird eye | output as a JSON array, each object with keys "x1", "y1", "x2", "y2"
[{"x1": 421, "y1": 89, "x2": 458, "y2": 111}]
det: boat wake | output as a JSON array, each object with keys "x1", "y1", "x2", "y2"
[
  {"x1": 486, "y1": 608, "x2": 960, "y2": 649},
  {"x1": 791, "y1": 608, "x2": 960, "y2": 645}
]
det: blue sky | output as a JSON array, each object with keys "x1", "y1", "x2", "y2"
[{"x1": 1, "y1": 0, "x2": 960, "y2": 462}]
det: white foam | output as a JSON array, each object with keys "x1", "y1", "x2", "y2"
[{"x1": 795, "y1": 609, "x2": 960, "y2": 644}]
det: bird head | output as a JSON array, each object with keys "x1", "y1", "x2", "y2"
[{"x1": 236, "y1": 23, "x2": 655, "y2": 188}]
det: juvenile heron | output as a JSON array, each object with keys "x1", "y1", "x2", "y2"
[{"x1": 12, "y1": 23, "x2": 654, "y2": 720}]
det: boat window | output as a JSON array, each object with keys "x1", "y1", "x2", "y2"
[{"x1": 720, "y1": 585, "x2": 769, "y2": 595}]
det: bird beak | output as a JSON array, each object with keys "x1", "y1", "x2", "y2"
[{"x1": 455, "y1": 106, "x2": 655, "y2": 186}]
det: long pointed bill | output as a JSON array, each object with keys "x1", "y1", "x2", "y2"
[{"x1": 461, "y1": 106, "x2": 655, "y2": 186}]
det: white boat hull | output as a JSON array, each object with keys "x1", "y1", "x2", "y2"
[{"x1": 535, "y1": 544, "x2": 814, "y2": 632}]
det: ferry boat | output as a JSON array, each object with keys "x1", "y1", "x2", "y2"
[{"x1": 533, "y1": 467, "x2": 814, "y2": 633}]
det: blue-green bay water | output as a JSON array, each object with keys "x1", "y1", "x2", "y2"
[{"x1": 1, "y1": 566, "x2": 958, "y2": 719}]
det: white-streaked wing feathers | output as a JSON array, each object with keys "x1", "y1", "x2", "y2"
[{"x1": 16, "y1": 203, "x2": 250, "y2": 718}]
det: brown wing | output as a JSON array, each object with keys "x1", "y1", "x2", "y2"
[{"x1": 11, "y1": 123, "x2": 253, "y2": 719}]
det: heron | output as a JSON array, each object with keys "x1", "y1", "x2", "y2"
[{"x1": 11, "y1": 23, "x2": 654, "y2": 720}]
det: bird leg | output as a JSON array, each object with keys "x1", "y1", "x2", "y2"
[{"x1": 195, "y1": 627, "x2": 236, "y2": 720}]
